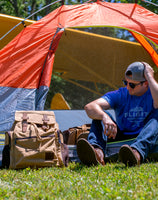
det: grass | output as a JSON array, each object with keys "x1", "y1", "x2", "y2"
[{"x1": 0, "y1": 162, "x2": 158, "y2": 200}]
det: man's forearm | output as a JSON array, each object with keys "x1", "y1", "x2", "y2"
[
  {"x1": 146, "y1": 74, "x2": 158, "y2": 108},
  {"x1": 84, "y1": 103, "x2": 108, "y2": 120}
]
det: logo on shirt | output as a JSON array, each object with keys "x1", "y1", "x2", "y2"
[{"x1": 124, "y1": 107, "x2": 148, "y2": 127}]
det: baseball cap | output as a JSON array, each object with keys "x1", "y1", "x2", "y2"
[{"x1": 125, "y1": 62, "x2": 146, "y2": 82}]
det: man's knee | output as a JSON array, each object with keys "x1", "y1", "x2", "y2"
[
  {"x1": 145, "y1": 109, "x2": 158, "y2": 123},
  {"x1": 145, "y1": 118, "x2": 158, "y2": 127}
]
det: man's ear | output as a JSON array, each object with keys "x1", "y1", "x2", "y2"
[{"x1": 144, "y1": 81, "x2": 148, "y2": 88}]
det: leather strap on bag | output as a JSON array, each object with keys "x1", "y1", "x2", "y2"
[
  {"x1": 22, "y1": 113, "x2": 29, "y2": 133},
  {"x1": 42, "y1": 114, "x2": 49, "y2": 131}
]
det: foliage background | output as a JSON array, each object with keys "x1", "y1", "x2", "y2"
[{"x1": 0, "y1": 0, "x2": 157, "y2": 18}]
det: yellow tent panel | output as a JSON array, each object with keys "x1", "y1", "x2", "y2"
[
  {"x1": 53, "y1": 28, "x2": 155, "y2": 89},
  {"x1": 0, "y1": 13, "x2": 35, "y2": 49},
  {"x1": 51, "y1": 93, "x2": 70, "y2": 110}
]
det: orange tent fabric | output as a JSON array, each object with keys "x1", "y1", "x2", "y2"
[
  {"x1": 131, "y1": 32, "x2": 158, "y2": 66},
  {"x1": 0, "y1": 2, "x2": 158, "y2": 89}
]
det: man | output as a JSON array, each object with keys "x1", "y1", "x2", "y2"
[{"x1": 77, "y1": 61, "x2": 158, "y2": 166}]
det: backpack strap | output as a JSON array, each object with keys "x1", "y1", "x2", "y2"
[
  {"x1": 42, "y1": 114, "x2": 49, "y2": 131},
  {"x1": 22, "y1": 113, "x2": 29, "y2": 133}
]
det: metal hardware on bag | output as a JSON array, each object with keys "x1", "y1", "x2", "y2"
[{"x1": 22, "y1": 113, "x2": 29, "y2": 133}]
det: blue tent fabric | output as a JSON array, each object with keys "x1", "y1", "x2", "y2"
[
  {"x1": 0, "y1": 86, "x2": 48, "y2": 132},
  {"x1": 53, "y1": 110, "x2": 92, "y2": 131},
  {"x1": 53, "y1": 109, "x2": 116, "y2": 131}
]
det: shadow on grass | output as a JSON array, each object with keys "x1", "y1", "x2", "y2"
[
  {"x1": 68, "y1": 161, "x2": 103, "y2": 172},
  {"x1": 68, "y1": 160, "x2": 127, "y2": 172}
]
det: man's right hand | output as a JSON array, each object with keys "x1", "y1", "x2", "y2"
[
  {"x1": 84, "y1": 97, "x2": 117, "y2": 139},
  {"x1": 102, "y1": 114, "x2": 117, "y2": 139},
  {"x1": 143, "y1": 62, "x2": 154, "y2": 80}
]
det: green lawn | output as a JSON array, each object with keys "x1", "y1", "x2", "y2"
[{"x1": 0, "y1": 162, "x2": 158, "y2": 200}]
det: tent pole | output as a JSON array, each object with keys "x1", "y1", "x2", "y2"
[
  {"x1": 94, "y1": 82, "x2": 100, "y2": 93},
  {"x1": 141, "y1": 0, "x2": 158, "y2": 6},
  {"x1": 0, "y1": 0, "x2": 62, "y2": 41},
  {"x1": 54, "y1": 73, "x2": 103, "y2": 96}
]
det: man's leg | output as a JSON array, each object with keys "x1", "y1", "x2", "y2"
[
  {"x1": 77, "y1": 111, "x2": 123, "y2": 166},
  {"x1": 88, "y1": 120, "x2": 107, "y2": 153},
  {"x1": 87, "y1": 110, "x2": 118, "y2": 155},
  {"x1": 131, "y1": 118, "x2": 158, "y2": 161},
  {"x1": 77, "y1": 119, "x2": 106, "y2": 166},
  {"x1": 119, "y1": 109, "x2": 158, "y2": 166}
]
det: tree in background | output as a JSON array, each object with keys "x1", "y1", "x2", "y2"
[
  {"x1": 0, "y1": 0, "x2": 157, "y2": 19},
  {"x1": 0, "y1": 0, "x2": 61, "y2": 19},
  {"x1": 0, "y1": 0, "x2": 89, "y2": 19}
]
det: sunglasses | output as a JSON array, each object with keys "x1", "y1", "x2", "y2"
[{"x1": 122, "y1": 80, "x2": 145, "y2": 89}]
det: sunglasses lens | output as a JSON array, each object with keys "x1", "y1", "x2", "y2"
[
  {"x1": 123, "y1": 80, "x2": 127, "y2": 86},
  {"x1": 123, "y1": 80, "x2": 144, "y2": 89},
  {"x1": 123, "y1": 80, "x2": 136, "y2": 89},
  {"x1": 129, "y1": 83, "x2": 135, "y2": 89}
]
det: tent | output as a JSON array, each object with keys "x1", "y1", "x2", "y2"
[
  {"x1": 0, "y1": 13, "x2": 35, "y2": 50},
  {"x1": 0, "y1": 1, "x2": 158, "y2": 132}
]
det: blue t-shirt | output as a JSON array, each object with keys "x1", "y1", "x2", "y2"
[{"x1": 102, "y1": 87, "x2": 154, "y2": 135}]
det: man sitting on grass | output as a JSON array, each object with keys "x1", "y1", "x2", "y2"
[{"x1": 77, "y1": 61, "x2": 158, "y2": 166}]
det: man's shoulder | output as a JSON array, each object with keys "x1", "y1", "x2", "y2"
[
  {"x1": 116, "y1": 87, "x2": 129, "y2": 97},
  {"x1": 102, "y1": 87, "x2": 128, "y2": 98},
  {"x1": 118, "y1": 87, "x2": 128, "y2": 93},
  {"x1": 101, "y1": 87, "x2": 128, "y2": 105}
]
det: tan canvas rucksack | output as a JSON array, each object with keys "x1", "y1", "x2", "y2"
[{"x1": 2, "y1": 111, "x2": 69, "y2": 169}]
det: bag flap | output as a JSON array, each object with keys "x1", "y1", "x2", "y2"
[{"x1": 15, "y1": 111, "x2": 57, "y2": 125}]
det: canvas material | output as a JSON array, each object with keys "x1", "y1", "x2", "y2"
[{"x1": 6, "y1": 111, "x2": 65, "y2": 169}]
